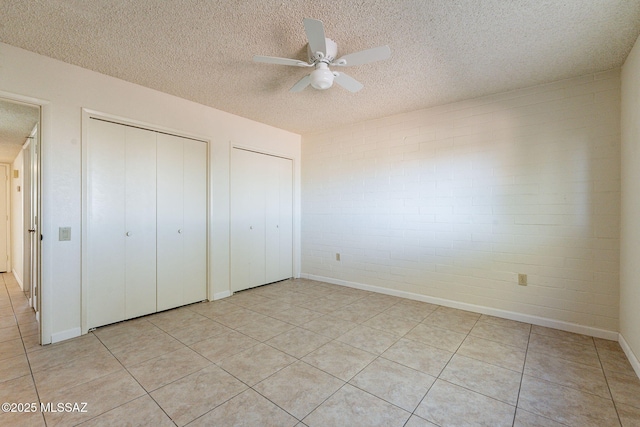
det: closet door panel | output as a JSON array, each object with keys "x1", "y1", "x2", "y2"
[
  {"x1": 248, "y1": 153, "x2": 266, "y2": 288},
  {"x1": 266, "y1": 155, "x2": 293, "y2": 283},
  {"x1": 124, "y1": 127, "x2": 157, "y2": 318},
  {"x1": 156, "y1": 134, "x2": 184, "y2": 311},
  {"x1": 266, "y1": 156, "x2": 293, "y2": 283},
  {"x1": 251, "y1": 159, "x2": 267, "y2": 288},
  {"x1": 182, "y1": 138, "x2": 207, "y2": 304},
  {"x1": 265, "y1": 155, "x2": 281, "y2": 283},
  {"x1": 231, "y1": 148, "x2": 266, "y2": 291},
  {"x1": 87, "y1": 119, "x2": 126, "y2": 329},
  {"x1": 278, "y1": 157, "x2": 294, "y2": 280},
  {"x1": 230, "y1": 149, "x2": 251, "y2": 291}
]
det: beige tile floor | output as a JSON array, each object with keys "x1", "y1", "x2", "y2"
[{"x1": 1, "y1": 272, "x2": 639, "y2": 426}]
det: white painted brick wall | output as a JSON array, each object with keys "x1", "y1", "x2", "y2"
[{"x1": 302, "y1": 71, "x2": 621, "y2": 332}]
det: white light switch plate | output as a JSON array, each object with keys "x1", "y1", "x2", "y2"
[{"x1": 59, "y1": 227, "x2": 71, "y2": 241}]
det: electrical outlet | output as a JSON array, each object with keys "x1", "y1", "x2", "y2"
[
  {"x1": 336, "y1": 253, "x2": 341, "y2": 261},
  {"x1": 518, "y1": 273, "x2": 527, "y2": 286}
]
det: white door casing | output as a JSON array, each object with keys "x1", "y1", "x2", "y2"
[
  {"x1": 23, "y1": 140, "x2": 32, "y2": 300},
  {"x1": 0, "y1": 164, "x2": 8, "y2": 273},
  {"x1": 29, "y1": 129, "x2": 40, "y2": 319}
]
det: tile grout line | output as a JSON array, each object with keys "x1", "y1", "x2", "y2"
[
  {"x1": 187, "y1": 294, "x2": 352, "y2": 425},
  {"x1": 90, "y1": 329, "x2": 180, "y2": 426},
  {"x1": 239, "y1": 291, "x2": 540, "y2": 425},
  {"x1": 594, "y1": 336, "x2": 625, "y2": 427},
  {"x1": 219, "y1": 295, "x2": 418, "y2": 424},
  {"x1": 402, "y1": 310, "x2": 480, "y2": 426},
  {"x1": 165, "y1": 304, "x2": 305, "y2": 425},
  {"x1": 2, "y1": 272, "x2": 47, "y2": 427},
  {"x1": 512, "y1": 324, "x2": 532, "y2": 427},
  {"x1": 254, "y1": 318, "x2": 383, "y2": 423}
]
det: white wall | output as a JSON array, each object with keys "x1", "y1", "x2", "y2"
[
  {"x1": 302, "y1": 71, "x2": 621, "y2": 335},
  {"x1": 620, "y1": 34, "x2": 640, "y2": 373},
  {"x1": 0, "y1": 43, "x2": 301, "y2": 343},
  {"x1": 11, "y1": 150, "x2": 24, "y2": 288}
]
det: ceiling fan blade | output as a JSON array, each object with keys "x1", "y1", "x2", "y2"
[
  {"x1": 303, "y1": 18, "x2": 326, "y2": 57},
  {"x1": 253, "y1": 55, "x2": 311, "y2": 67},
  {"x1": 290, "y1": 75, "x2": 311, "y2": 92},
  {"x1": 333, "y1": 45, "x2": 391, "y2": 67},
  {"x1": 333, "y1": 72, "x2": 364, "y2": 93}
]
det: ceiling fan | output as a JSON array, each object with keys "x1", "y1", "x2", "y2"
[{"x1": 253, "y1": 18, "x2": 391, "y2": 93}]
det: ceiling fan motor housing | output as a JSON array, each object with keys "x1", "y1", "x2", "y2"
[{"x1": 308, "y1": 38, "x2": 338, "y2": 63}]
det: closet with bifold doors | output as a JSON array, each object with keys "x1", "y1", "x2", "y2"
[
  {"x1": 84, "y1": 117, "x2": 207, "y2": 331},
  {"x1": 230, "y1": 147, "x2": 293, "y2": 292}
]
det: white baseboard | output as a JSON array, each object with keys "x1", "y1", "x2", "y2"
[
  {"x1": 51, "y1": 327, "x2": 81, "y2": 344},
  {"x1": 302, "y1": 273, "x2": 619, "y2": 341},
  {"x1": 213, "y1": 290, "x2": 232, "y2": 300},
  {"x1": 13, "y1": 269, "x2": 23, "y2": 290},
  {"x1": 619, "y1": 333, "x2": 640, "y2": 379}
]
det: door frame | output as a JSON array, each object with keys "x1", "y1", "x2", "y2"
[
  {"x1": 0, "y1": 91, "x2": 46, "y2": 344},
  {"x1": 0, "y1": 163, "x2": 9, "y2": 273},
  {"x1": 26, "y1": 124, "x2": 39, "y2": 318}
]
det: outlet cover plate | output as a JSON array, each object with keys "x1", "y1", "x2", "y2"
[{"x1": 518, "y1": 273, "x2": 527, "y2": 286}]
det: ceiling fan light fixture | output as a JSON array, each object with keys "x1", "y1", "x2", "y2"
[{"x1": 310, "y1": 63, "x2": 334, "y2": 90}]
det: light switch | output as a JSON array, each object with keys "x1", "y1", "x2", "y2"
[{"x1": 59, "y1": 227, "x2": 71, "y2": 241}]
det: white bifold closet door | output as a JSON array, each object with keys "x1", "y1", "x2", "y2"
[
  {"x1": 86, "y1": 119, "x2": 207, "y2": 330},
  {"x1": 157, "y1": 133, "x2": 207, "y2": 311},
  {"x1": 231, "y1": 148, "x2": 293, "y2": 292},
  {"x1": 86, "y1": 119, "x2": 157, "y2": 329}
]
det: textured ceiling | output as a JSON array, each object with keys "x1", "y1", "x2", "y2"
[
  {"x1": 0, "y1": 99, "x2": 38, "y2": 163},
  {"x1": 1, "y1": 0, "x2": 640, "y2": 135}
]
